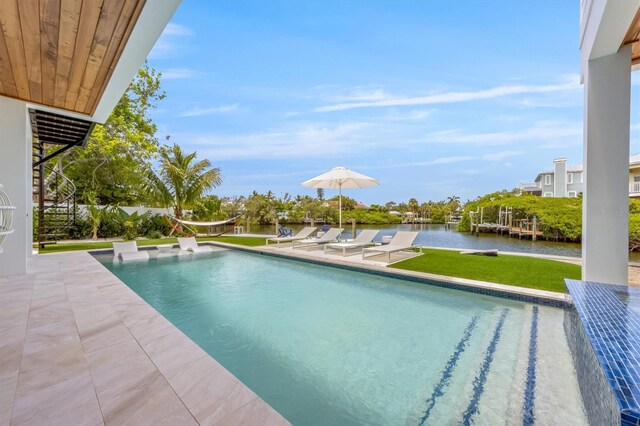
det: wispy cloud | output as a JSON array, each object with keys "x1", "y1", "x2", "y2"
[
  {"x1": 357, "y1": 151, "x2": 523, "y2": 171},
  {"x1": 425, "y1": 121, "x2": 582, "y2": 146},
  {"x1": 161, "y1": 68, "x2": 202, "y2": 80},
  {"x1": 481, "y1": 150, "x2": 524, "y2": 161},
  {"x1": 384, "y1": 109, "x2": 435, "y2": 121},
  {"x1": 314, "y1": 77, "x2": 580, "y2": 112},
  {"x1": 179, "y1": 104, "x2": 240, "y2": 117},
  {"x1": 163, "y1": 23, "x2": 194, "y2": 36},
  {"x1": 357, "y1": 156, "x2": 475, "y2": 171},
  {"x1": 172, "y1": 122, "x2": 375, "y2": 160},
  {"x1": 149, "y1": 23, "x2": 194, "y2": 59}
]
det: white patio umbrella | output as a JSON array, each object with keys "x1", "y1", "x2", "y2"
[{"x1": 302, "y1": 166, "x2": 379, "y2": 232}]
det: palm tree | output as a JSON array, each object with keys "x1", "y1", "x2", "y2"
[
  {"x1": 144, "y1": 144, "x2": 222, "y2": 220},
  {"x1": 446, "y1": 195, "x2": 461, "y2": 212},
  {"x1": 408, "y1": 198, "x2": 419, "y2": 222}
]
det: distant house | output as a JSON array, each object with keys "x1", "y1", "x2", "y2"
[
  {"x1": 629, "y1": 154, "x2": 640, "y2": 198},
  {"x1": 521, "y1": 156, "x2": 640, "y2": 198},
  {"x1": 520, "y1": 158, "x2": 583, "y2": 198}
]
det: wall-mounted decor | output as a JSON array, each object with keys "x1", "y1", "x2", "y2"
[{"x1": 0, "y1": 184, "x2": 15, "y2": 254}]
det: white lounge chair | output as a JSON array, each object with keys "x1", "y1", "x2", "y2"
[
  {"x1": 362, "y1": 231, "x2": 421, "y2": 263},
  {"x1": 324, "y1": 229, "x2": 379, "y2": 256},
  {"x1": 113, "y1": 241, "x2": 149, "y2": 262},
  {"x1": 178, "y1": 237, "x2": 214, "y2": 254},
  {"x1": 292, "y1": 228, "x2": 343, "y2": 251},
  {"x1": 266, "y1": 226, "x2": 317, "y2": 247}
]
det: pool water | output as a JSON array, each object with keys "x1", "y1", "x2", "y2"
[{"x1": 99, "y1": 250, "x2": 587, "y2": 425}]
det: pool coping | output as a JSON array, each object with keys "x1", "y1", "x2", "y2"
[{"x1": 85, "y1": 242, "x2": 570, "y2": 307}]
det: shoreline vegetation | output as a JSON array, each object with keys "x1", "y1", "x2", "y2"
[
  {"x1": 55, "y1": 189, "x2": 640, "y2": 251},
  {"x1": 37, "y1": 236, "x2": 578, "y2": 294}
]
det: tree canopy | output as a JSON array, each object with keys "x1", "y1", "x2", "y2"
[
  {"x1": 61, "y1": 62, "x2": 165, "y2": 205},
  {"x1": 144, "y1": 144, "x2": 223, "y2": 219}
]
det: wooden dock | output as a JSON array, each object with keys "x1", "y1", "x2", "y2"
[{"x1": 469, "y1": 207, "x2": 542, "y2": 241}]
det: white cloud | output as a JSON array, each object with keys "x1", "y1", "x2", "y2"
[
  {"x1": 481, "y1": 150, "x2": 524, "y2": 161},
  {"x1": 384, "y1": 109, "x2": 435, "y2": 121},
  {"x1": 310, "y1": 85, "x2": 391, "y2": 103},
  {"x1": 163, "y1": 23, "x2": 194, "y2": 36},
  {"x1": 357, "y1": 156, "x2": 475, "y2": 170},
  {"x1": 149, "y1": 23, "x2": 194, "y2": 59},
  {"x1": 171, "y1": 122, "x2": 375, "y2": 160},
  {"x1": 429, "y1": 156, "x2": 475, "y2": 165},
  {"x1": 231, "y1": 170, "x2": 313, "y2": 181},
  {"x1": 315, "y1": 77, "x2": 580, "y2": 112},
  {"x1": 425, "y1": 121, "x2": 582, "y2": 146},
  {"x1": 356, "y1": 151, "x2": 523, "y2": 171},
  {"x1": 179, "y1": 104, "x2": 240, "y2": 117},
  {"x1": 161, "y1": 68, "x2": 201, "y2": 80}
]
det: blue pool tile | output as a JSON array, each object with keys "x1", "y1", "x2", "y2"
[{"x1": 566, "y1": 279, "x2": 640, "y2": 425}]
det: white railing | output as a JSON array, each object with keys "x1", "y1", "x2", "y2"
[
  {"x1": 520, "y1": 182, "x2": 541, "y2": 190},
  {"x1": 631, "y1": 183, "x2": 640, "y2": 193}
]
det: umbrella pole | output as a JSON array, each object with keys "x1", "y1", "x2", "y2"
[{"x1": 339, "y1": 183, "x2": 342, "y2": 237}]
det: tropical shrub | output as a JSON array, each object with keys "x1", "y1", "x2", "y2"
[
  {"x1": 459, "y1": 192, "x2": 582, "y2": 241},
  {"x1": 70, "y1": 216, "x2": 92, "y2": 239},
  {"x1": 138, "y1": 214, "x2": 170, "y2": 238},
  {"x1": 343, "y1": 210, "x2": 402, "y2": 224},
  {"x1": 97, "y1": 207, "x2": 126, "y2": 238}
]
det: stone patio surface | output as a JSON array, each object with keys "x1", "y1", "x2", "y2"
[{"x1": 0, "y1": 251, "x2": 289, "y2": 426}]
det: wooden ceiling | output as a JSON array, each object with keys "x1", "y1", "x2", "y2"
[
  {"x1": 0, "y1": 0, "x2": 145, "y2": 116},
  {"x1": 623, "y1": 7, "x2": 640, "y2": 65}
]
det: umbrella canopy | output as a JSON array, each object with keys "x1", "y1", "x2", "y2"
[{"x1": 302, "y1": 166, "x2": 379, "y2": 232}]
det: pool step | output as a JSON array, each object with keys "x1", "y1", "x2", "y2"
[
  {"x1": 458, "y1": 307, "x2": 524, "y2": 425},
  {"x1": 415, "y1": 306, "x2": 530, "y2": 425},
  {"x1": 531, "y1": 306, "x2": 588, "y2": 424}
]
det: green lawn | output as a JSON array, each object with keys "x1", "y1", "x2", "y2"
[
  {"x1": 36, "y1": 235, "x2": 266, "y2": 253},
  {"x1": 38, "y1": 238, "x2": 578, "y2": 293},
  {"x1": 390, "y1": 249, "x2": 580, "y2": 293}
]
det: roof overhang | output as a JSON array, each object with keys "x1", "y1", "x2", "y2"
[
  {"x1": 579, "y1": 0, "x2": 640, "y2": 77},
  {"x1": 623, "y1": 8, "x2": 640, "y2": 66},
  {"x1": 0, "y1": 0, "x2": 181, "y2": 123}
]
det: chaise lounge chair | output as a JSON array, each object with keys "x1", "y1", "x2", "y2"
[
  {"x1": 113, "y1": 241, "x2": 149, "y2": 262},
  {"x1": 178, "y1": 237, "x2": 214, "y2": 254},
  {"x1": 362, "y1": 231, "x2": 420, "y2": 263},
  {"x1": 266, "y1": 226, "x2": 316, "y2": 246},
  {"x1": 292, "y1": 228, "x2": 343, "y2": 251},
  {"x1": 277, "y1": 224, "x2": 293, "y2": 237},
  {"x1": 323, "y1": 229, "x2": 379, "y2": 256}
]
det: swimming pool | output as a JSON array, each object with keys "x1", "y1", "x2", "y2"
[{"x1": 98, "y1": 249, "x2": 587, "y2": 425}]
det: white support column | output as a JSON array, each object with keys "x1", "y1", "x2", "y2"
[
  {"x1": 0, "y1": 98, "x2": 31, "y2": 277},
  {"x1": 582, "y1": 46, "x2": 631, "y2": 284}
]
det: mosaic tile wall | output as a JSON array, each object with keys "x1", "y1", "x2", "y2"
[
  {"x1": 564, "y1": 304, "x2": 619, "y2": 425},
  {"x1": 566, "y1": 279, "x2": 640, "y2": 426}
]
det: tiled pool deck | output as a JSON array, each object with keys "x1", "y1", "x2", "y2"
[
  {"x1": 0, "y1": 251, "x2": 288, "y2": 425},
  {"x1": 566, "y1": 279, "x2": 640, "y2": 426}
]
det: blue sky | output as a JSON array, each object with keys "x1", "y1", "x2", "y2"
[{"x1": 147, "y1": 0, "x2": 639, "y2": 205}]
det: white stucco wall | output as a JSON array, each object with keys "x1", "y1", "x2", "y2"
[{"x1": 0, "y1": 98, "x2": 31, "y2": 276}]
